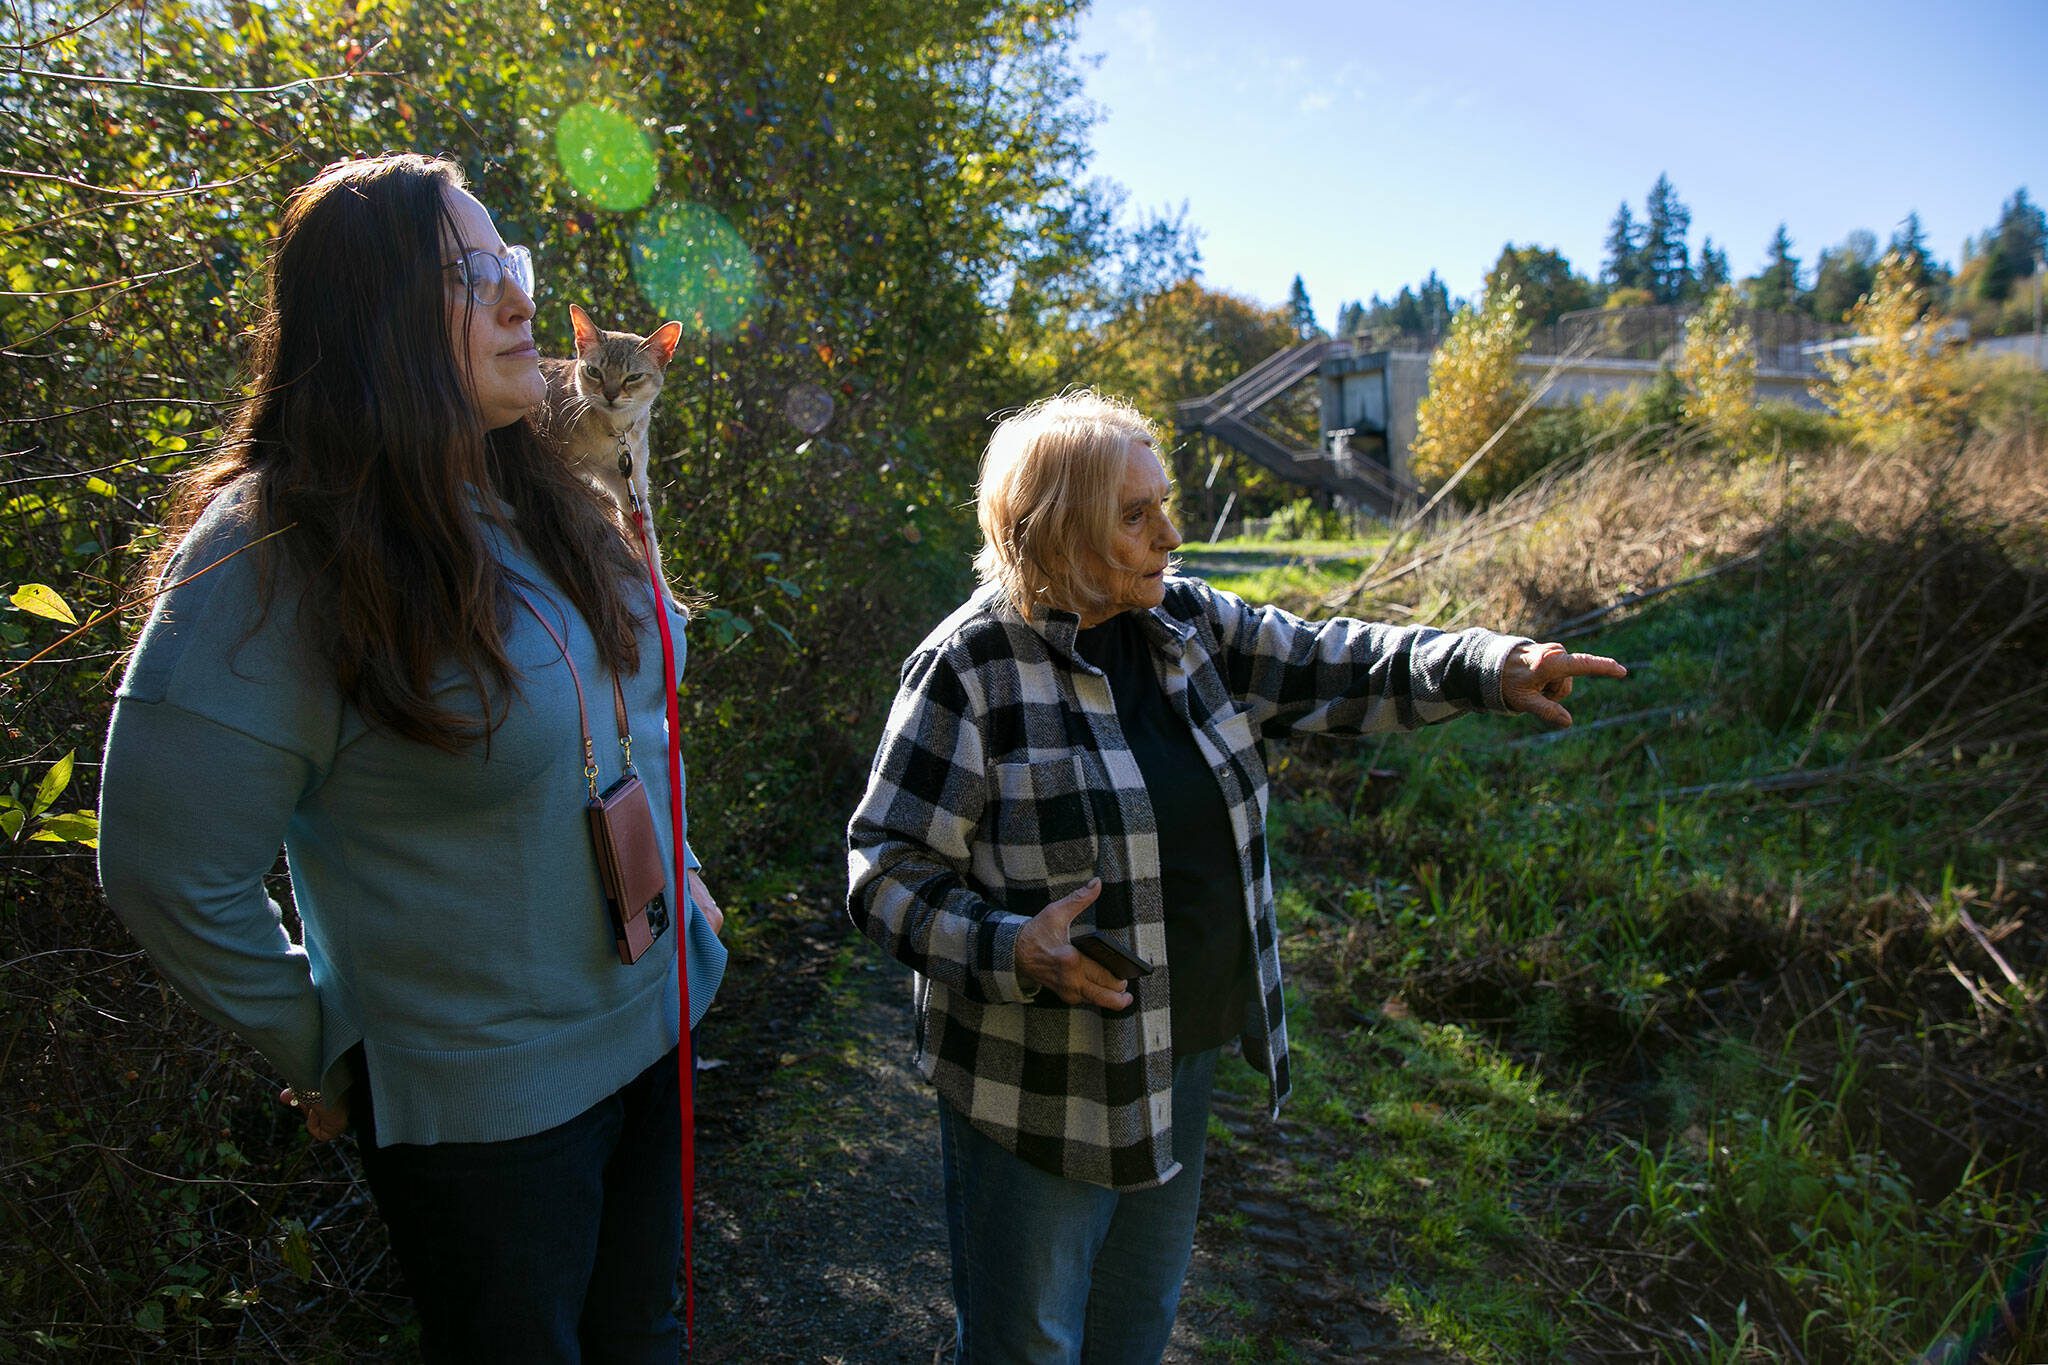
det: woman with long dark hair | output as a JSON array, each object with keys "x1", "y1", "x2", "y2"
[{"x1": 97, "y1": 153, "x2": 726, "y2": 1361}]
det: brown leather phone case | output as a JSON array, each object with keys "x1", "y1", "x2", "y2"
[{"x1": 588, "y1": 774, "x2": 668, "y2": 964}]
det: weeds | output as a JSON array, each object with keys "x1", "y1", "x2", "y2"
[{"x1": 1242, "y1": 427, "x2": 2048, "y2": 1360}]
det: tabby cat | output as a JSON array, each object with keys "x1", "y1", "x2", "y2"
[{"x1": 539, "y1": 304, "x2": 685, "y2": 605}]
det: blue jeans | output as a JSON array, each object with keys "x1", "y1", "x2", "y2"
[
  {"x1": 940, "y1": 1047, "x2": 1219, "y2": 1365},
  {"x1": 356, "y1": 1046, "x2": 684, "y2": 1365}
]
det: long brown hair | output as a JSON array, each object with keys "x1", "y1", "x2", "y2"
[{"x1": 148, "y1": 153, "x2": 645, "y2": 750}]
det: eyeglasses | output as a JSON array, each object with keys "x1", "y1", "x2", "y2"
[{"x1": 446, "y1": 245, "x2": 536, "y2": 306}]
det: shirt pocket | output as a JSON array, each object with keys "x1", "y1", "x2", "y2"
[
  {"x1": 986, "y1": 751, "x2": 1098, "y2": 896},
  {"x1": 1207, "y1": 704, "x2": 1270, "y2": 825}
]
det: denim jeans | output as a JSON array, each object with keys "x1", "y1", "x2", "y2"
[
  {"x1": 355, "y1": 1046, "x2": 684, "y2": 1365},
  {"x1": 940, "y1": 1046, "x2": 1219, "y2": 1365}
]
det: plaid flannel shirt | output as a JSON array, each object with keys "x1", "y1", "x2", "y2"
[{"x1": 846, "y1": 573, "x2": 1528, "y2": 1190}]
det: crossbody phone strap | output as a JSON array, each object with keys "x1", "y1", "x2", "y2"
[
  {"x1": 512, "y1": 590, "x2": 633, "y2": 794},
  {"x1": 623, "y1": 490, "x2": 695, "y2": 1348}
]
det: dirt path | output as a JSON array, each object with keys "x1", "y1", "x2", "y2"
[{"x1": 691, "y1": 884, "x2": 1457, "y2": 1363}]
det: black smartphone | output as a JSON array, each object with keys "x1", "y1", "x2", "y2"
[{"x1": 1071, "y1": 930, "x2": 1154, "y2": 979}]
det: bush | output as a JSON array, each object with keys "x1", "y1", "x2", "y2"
[
  {"x1": 1258, "y1": 496, "x2": 1355, "y2": 542},
  {"x1": 1751, "y1": 401, "x2": 1842, "y2": 455},
  {"x1": 1959, "y1": 352, "x2": 2048, "y2": 442}
]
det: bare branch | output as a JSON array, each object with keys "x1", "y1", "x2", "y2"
[
  {"x1": 0, "y1": 0, "x2": 128, "y2": 51},
  {"x1": 14, "y1": 64, "x2": 364, "y2": 97},
  {"x1": 0, "y1": 259, "x2": 201, "y2": 297}
]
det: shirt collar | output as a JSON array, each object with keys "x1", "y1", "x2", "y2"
[{"x1": 1004, "y1": 584, "x2": 1192, "y2": 668}]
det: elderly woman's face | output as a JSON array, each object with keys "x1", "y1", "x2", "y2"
[
  {"x1": 440, "y1": 186, "x2": 543, "y2": 430},
  {"x1": 1079, "y1": 438, "x2": 1182, "y2": 626}
]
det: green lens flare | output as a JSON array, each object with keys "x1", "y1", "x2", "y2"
[
  {"x1": 555, "y1": 103, "x2": 658, "y2": 212},
  {"x1": 631, "y1": 203, "x2": 761, "y2": 339}
]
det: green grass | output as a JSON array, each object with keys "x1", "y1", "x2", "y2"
[
  {"x1": 1179, "y1": 532, "x2": 1390, "y2": 602},
  {"x1": 1246, "y1": 558, "x2": 2048, "y2": 1361}
]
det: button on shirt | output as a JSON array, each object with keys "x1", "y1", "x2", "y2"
[{"x1": 1074, "y1": 611, "x2": 1252, "y2": 1058}]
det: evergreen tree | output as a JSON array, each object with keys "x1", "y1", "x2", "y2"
[
  {"x1": 1887, "y1": 211, "x2": 1941, "y2": 288},
  {"x1": 1485, "y1": 243, "x2": 1597, "y2": 324},
  {"x1": 1812, "y1": 230, "x2": 1879, "y2": 324},
  {"x1": 1286, "y1": 274, "x2": 1319, "y2": 340},
  {"x1": 1602, "y1": 201, "x2": 1646, "y2": 291},
  {"x1": 1334, "y1": 300, "x2": 1364, "y2": 337},
  {"x1": 1417, "y1": 270, "x2": 1453, "y2": 338},
  {"x1": 1696, "y1": 236, "x2": 1732, "y2": 295},
  {"x1": 1641, "y1": 173, "x2": 1693, "y2": 303},
  {"x1": 1749, "y1": 224, "x2": 1804, "y2": 314},
  {"x1": 1387, "y1": 286, "x2": 1424, "y2": 335},
  {"x1": 1980, "y1": 187, "x2": 2046, "y2": 302}
]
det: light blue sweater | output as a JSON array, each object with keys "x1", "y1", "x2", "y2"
[{"x1": 97, "y1": 486, "x2": 727, "y2": 1146}]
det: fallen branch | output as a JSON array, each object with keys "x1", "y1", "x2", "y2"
[
  {"x1": 1539, "y1": 551, "x2": 1764, "y2": 640},
  {"x1": 1504, "y1": 705, "x2": 1693, "y2": 747}
]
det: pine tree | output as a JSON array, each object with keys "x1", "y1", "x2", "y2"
[
  {"x1": 1417, "y1": 270, "x2": 1453, "y2": 338},
  {"x1": 1602, "y1": 201, "x2": 1646, "y2": 291},
  {"x1": 1696, "y1": 236, "x2": 1732, "y2": 295},
  {"x1": 1887, "y1": 212, "x2": 1940, "y2": 288},
  {"x1": 1641, "y1": 173, "x2": 1693, "y2": 303},
  {"x1": 1749, "y1": 224, "x2": 1803, "y2": 314},
  {"x1": 1286, "y1": 274, "x2": 1318, "y2": 340},
  {"x1": 1388, "y1": 286, "x2": 1423, "y2": 335},
  {"x1": 1978, "y1": 187, "x2": 2047, "y2": 303}
]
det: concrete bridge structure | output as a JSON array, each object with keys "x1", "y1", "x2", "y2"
[{"x1": 1175, "y1": 304, "x2": 1834, "y2": 515}]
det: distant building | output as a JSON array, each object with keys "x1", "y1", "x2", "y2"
[{"x1": 1176, "y1": 305, "x2": 1835, "y2": 513}]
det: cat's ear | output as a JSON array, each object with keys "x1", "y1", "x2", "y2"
[
  {"x1": 569, "y1": 304, "x2": 601, "y2": 352},
  {"x1": 644, "y1": 321, "x2": 684, "y2": 369}
]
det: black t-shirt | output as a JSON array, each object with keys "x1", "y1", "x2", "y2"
[{"x1": 1074, "y1": 612, "x2": 1252, "y2": 1056}]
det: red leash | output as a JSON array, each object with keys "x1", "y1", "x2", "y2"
[{"x1": 630, "y1": 498, "x2": 693, "y2": 1347}]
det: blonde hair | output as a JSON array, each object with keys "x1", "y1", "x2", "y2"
[{"x1": 973, "y1": 390, "x2": 1162, "y2": 620}]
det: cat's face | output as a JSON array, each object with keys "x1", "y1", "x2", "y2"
[{"x1": 567, "y1": 304, "x2": 683, "y2": 423}]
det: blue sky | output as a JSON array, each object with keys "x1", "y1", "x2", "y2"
[{"x1": 1071, "y1": 0, "x2": 2048, "y2": 323}]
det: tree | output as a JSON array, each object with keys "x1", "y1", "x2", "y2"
[
  {"x1": 1641, "y1": 173, "x2": 1693, "y2": 304},
  {"x1": 1888, "y1": 211, "x2": 1942, "y2": 289},
  {"x1": 1811, "y1": 230, "x2": 1879, "y2": 324},
  {"x1": 1287, "y1": 274, "x2": 1319, "y2": 340},
  {"x1": 1334, "y1": 300, "x2": 1364, "y2": 336},
  {"x1": 1678, "y1": 284, "x2": 1756, "y2": 448},
  {"x1": 1101, "y1": 280, "x2": 1302, "y2": 521},
  {"x1": 1816, "y1": 251, "x2": 1967, "y2": 450},
  {"x1": 1602, "y1": 201, "x2": 1647, "y2": 292},
  {"x1": 1697, "y1": 236, "x2": 1732, "y2": 295},
  {"x1": 1485, "y1": 243, "x2": 1598, "y2": 324},
  {"x1": 1416, "y1": 270, "x2": 1454, "y2": 338},
  {"x1": 1411, "y1": 285, "x2": 1531, "y2": 503},
  {"x1": 1748, "y1": 224, "x2": 1804, "y2": 314},
  {"x1": 1958, "y1": 187, "x2": 2045, "y2": 305}
]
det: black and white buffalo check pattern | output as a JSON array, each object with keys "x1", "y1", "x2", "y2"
[{"x1": 847, "y1": 573, "x2": 1529, "y2": 1191}]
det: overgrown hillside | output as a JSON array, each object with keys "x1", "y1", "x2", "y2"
[{"x1": 1196, "y1": 429, "x2": 2047, "y2": 1361}]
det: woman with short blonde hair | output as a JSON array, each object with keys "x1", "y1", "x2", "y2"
[
  {"x1": 973, "y1": 389, "x2": 1163, "y2": 622},
  {"x1": 850, "y1": 387, "x2": 1628, "y2": 1363}
]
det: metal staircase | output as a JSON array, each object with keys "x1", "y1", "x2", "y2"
[{"x1": 1175, "y1": 340, "x2": 1417, "y2": 514}]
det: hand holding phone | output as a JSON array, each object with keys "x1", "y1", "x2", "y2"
[{"x1": 1071, "y1": 930, "x2": 1154, "y2": 980}]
